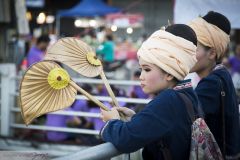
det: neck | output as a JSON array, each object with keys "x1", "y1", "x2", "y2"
[
  {"x1": 197, "y1": 65, "x2": 215, "y2": 79},
  {"x1": 168, "y1": 80, "x2": 178, "y2": 89}
]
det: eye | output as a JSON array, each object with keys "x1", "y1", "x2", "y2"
[{"x1": 144, "y1": 68, "x2": 151, "y2": 72}]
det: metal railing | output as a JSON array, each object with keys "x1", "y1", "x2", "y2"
[
  {"x1": 53, "y1": 142, "x2": 121, "y2": 160},
  {"x1": 10, "y1": 94, "x2": 150, "y2": 136}
]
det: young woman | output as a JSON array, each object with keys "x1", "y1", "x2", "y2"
[
  {"x1": 100, "y1": 24, "x2": 201, "y2": 160},
  {"x1": 188, "y1": 11, "x2": 240, "y2": 158}
]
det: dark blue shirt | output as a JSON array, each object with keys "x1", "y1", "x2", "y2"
[
  {"x1": 195, "y1": 65, "x2": 240, "y2": 156},
  {"x1": 101, "y1": 80, "x2": 201, "y2": 160}
]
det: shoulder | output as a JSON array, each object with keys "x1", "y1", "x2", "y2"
[
  {"x1": 196, "y1": 74, "x2": 220, "y2": 98},
  {"x1": 197, "y1": 73, "x2": 219, "y2": 88},
  {"x1": 154, "y1": 89, "x2": 177, "y2": 101},
  {"x1": 147, "y1": 89, "x2": 179, "y2": 110},
  {"x1": 195, "y1": 69, "x2": 229, "y2": 98},
  {"x1": 202, "y1": 68, "x2": 232, "y2": 85}
]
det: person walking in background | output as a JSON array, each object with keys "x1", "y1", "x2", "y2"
[
  {"x1": 27, "y1": 35, "x2": 50, "y2": 67},
  {"x1": 188, "y1": 11, "x2": 240, "y2": 158}
]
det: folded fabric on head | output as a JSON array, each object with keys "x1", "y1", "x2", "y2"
[
  {"x1": 137, "y1": 30, "x2": 197, "y2": 80},
  {"x1": 188, "y1": 17, "x2": 230, "y2": 60}
]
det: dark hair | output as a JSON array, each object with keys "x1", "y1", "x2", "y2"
[
  {"x1": 202, "y1": 11, "x2": 231, "y2": 35},
  {"x1": 82, "y1": 84, "x2": 93, "y2": 92},
  {"x1": 88, "y1": 29, "x2": 96, "y2": 38},
  {"x1": 134, "y1": 70, "x2": 141, "y2": 77},
  {"x1": 36, "y1": 35, "x2": 50, "y2": 44},
  {"x1": 165, "y1": 24, "x2": 197, "y2": 46},
  {"x1": 106, "y1": 34, "x2": 113, "y2": 41}
]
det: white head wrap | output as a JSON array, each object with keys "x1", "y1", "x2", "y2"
[{"x1": 137, "y1": 30, "x2": 197, "y2": 80}]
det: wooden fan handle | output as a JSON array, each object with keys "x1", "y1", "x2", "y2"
[
  {"x1": 100, "y1": 71, "x2": 128, "y2": 121},
  {"x1": 100, "y1": 71, "x2": 120, "y2": 107},
  {"x1": 70, "y1": 81, "x2": 109, "y2": 111}
]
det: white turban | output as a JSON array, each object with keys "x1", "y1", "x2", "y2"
[
  {"x1": 137, "y1": 30, "x2": 197, "y2": 80},
  {"x1": 188, "y1": 17, "x2": 230, "y2": 61}
]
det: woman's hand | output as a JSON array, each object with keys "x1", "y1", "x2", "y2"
[
  {"x1": 116, "y1": 107, "x2": 136, "y2": 121},
  {"x1": 100, "y1": 108, "x2": 120, "y2": 122}
]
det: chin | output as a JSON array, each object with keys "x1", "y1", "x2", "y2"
[
  {"x1": 190, "y1": 65, "x2": 198, "y2": 73},
  {"x1": 144, "y1": 90, "x2": 156, "y2": 95},
  {"x1": 142, "y1": 88, "x2": 150, "y2": 94}
]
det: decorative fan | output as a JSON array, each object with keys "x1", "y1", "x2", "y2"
[
  {"x1": 45, "y1": 37, "x2": 120, "y2": 109},
  {"x1": 20, "y1": 60, "x2": 109, "y2": 125}
]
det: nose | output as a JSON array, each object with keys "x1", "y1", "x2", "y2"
[{"x1": 139, "y1": 71, "x2": 144, "y2": 81}]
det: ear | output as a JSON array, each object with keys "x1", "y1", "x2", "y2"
[
  {"x1": 166, "y1": 74, "x2": 174, "y2": 81},
  {"x1": 208, "y1": 48, "x2": 217, "y2": 60}
]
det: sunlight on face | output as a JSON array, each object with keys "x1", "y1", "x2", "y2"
[{"x1": 139, "y1": 58, "x2": 169, "y2": 94}]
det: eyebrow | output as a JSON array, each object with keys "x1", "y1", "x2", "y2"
[{"x1": 141, "y1": 64, "x2": 151, "y2": 67}]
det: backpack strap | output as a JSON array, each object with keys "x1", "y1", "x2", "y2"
[
  {"x1": 219, "y1": 78, "x2": 226, "y2": 159},
  {"x1": 178, "y1": 92, "x2": 196, "y2": 122},
  {"x1": 157, "y1": 139, "x2": 172, "y2": 160},
  {"x1": 157, "y1": 92, "x2": 195, "y2": 160}
]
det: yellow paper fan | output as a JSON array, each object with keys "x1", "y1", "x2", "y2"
[
  {"x1": 45, "y1": 37, "x2": 121, "y2": 110},
  {"x1": 20, "y1": 60, "x2": 109, "y2": 125}
]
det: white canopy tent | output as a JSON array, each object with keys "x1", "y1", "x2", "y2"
[{"x1": 174, "y1": 0, "x2": 240, "y2": 29}]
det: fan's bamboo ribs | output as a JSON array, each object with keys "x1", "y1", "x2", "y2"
[{"x1": 70, "y1": 81, "x2": 109, "y2": 111}]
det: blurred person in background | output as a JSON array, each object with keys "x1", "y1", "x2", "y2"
[
  {"x1": 229, "y1": 44, "x2": 240, "y2": 75},
  {"x1": 81, "y1": 28, "x2": 100, "y2": 50},
  {"x1": 88, "y1": 85, "x2": 126, "y2": 131},
  {"x1": 45, "y1": 107, "x2": 81, "y2": 143},
  {"x1": 229, "y1": 44, "x2": 240, "y2": 95},
  {"x1": 115, "y1": 37, "x2": 137, "y2": 61},
  {"x1": 96, "y1": 34, "x2": 115, "y2": 69},
  {"x1": 27, "y1": 35, "x2": 50, "y2": 67},
  {"x1": 45, "y1": 85, "x2": 92, "y2": 143}
]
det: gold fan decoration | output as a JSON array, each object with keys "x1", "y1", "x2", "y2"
[
  {"x1": 45, "y1": 37, "x2": 121, "y2": 109},
  {"x1": 20, "y1": 60, "x2": 109, "y2": 125}
]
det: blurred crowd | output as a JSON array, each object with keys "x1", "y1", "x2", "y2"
[
  {"x1": 18, "y1": 28, "x2": 143, "y2": 80},
  {"x1": 18, "y1": 28, "x2": 240, "y2": 94}
]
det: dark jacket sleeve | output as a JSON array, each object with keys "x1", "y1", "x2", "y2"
[
  {"x1": 100, "y1": 91, "x2": 176, "y2": 153},
  {"x1": 195, "y1": 76, "x2": 221, "y2": 114}
]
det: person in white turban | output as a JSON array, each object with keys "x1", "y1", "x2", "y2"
[
  {"x1": 99, "y1": 24, "x2": 203, "y2": 160},
  {"x1": 188, "y1": 11, "x2": 240, "y2": 159}
]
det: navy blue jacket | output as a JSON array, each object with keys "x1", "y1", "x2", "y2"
[
  {"x1": 101, "y1": 80, "x2": 201, "y2": 160},
  {"x1": 195, "y1": 65, "x2": 240, "y2": 156}
]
